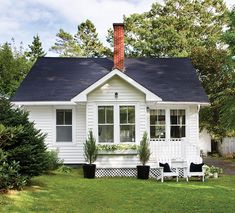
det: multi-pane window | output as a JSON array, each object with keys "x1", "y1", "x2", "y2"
[
  {"x1": 170, "y1": 109, "x2": 186, "y2": 138},
  {"x1": 56, "y1": 109, "x2": 72, "y2": 142},
  {"x1": 120, "y1": 106, "x2": 135, "y2": 142},
  {"x1": 150, "y1": 109, "x2": 165, "y2": 139},
  {"x1": 98, "y1": 106, "x2": 114, "y2": 143}
]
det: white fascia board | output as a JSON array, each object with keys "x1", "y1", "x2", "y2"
[
  {"x1": 11, "y1": 101, "x2": 76, "y2": 106},
  {"x1": 71, "y1": 69, "x2": 162, "y2": 102},
  {"x1": 148, "y1": 101, "x2": 210, "y2": 106}
]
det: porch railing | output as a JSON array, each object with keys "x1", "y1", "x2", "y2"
[{"x1": 149, "y1": 138, "x2": 202, "y2": 165}]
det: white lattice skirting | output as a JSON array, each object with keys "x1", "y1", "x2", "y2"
[
  {"x1": 96, "y1": 167, "x2": 186, "y2": 179},
  {"x1": 96, "y1": 168, "x2": 164, "y2": 180}
]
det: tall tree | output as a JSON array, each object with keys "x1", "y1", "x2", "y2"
[
  {"x1": 26, "y1": 35, "x2": 46, "y2": 61},
  {"x1": 0, "y1": 42, "x2": 31, "y2": 97},
  {"x1": 51, "y1": 20, "x2": 110, "y2": 57},
  {"x1": 190, "y1": 47, "x2": 235, "y2": 140},
  {"x1": 50, "y1": 29, "x2": 81, "y2": 57},
  {"x1": 107, "y1": 0, "x2": 228, "y2": 57},
  {"x1": 220, "y1": 7, "x2": 235, "y2": 131}
]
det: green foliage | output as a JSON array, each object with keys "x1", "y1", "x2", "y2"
[
  {"x1": 0, "y1": 98, "x2": 48, "y2": 177},
  {"x1": 190, "y1": 47, "x2": 235, "y2": 140},
  {"x1": 26, "y1": 35, "x2": 46, "y2": 61},
  {"x1": 50, "y1": 29, "x2": 81, "y2": 57},
  {"x1": 57, "y1": 165, "x2": 72, "y2": 174},
  {"x1": 222, "y1": 7, "x2": 235, "y2": 56},
  {"x1": 107, "y1": 0, "x2": 228, "y2": 57},
  {"x1": 97, "y1": 144, "x2": 137, "y2": 152},
  {"x1": 0, "y1": 149, "x2": 27, "y2": 192},
  {"x1": 44, "y1": 149, "x2": 63, "y2": 171},
  {"x1": 0, "y1": 42, "x2": 32, "y2": 97},
  {"x1": 138, "y1": 132, "x2": 151, "y2": 166},
  {"x1": 83, "y1": 130, "x2": 98, "y2": 164},
  {"x1": 51, "y1": 19, "x2": 110, "y2": 57}
]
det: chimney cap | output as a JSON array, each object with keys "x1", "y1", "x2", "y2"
[{"x1": 113, "y1": 23, "x2": 124, "y2": 27}]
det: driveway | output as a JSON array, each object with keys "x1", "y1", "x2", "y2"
[{"x1": 204, "y1": 157, "x2": 235, "y2": 176}]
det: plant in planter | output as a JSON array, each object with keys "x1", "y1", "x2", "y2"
[
  {"x1": 210, "y1": 165, "x2": 223, "y2": 178},
  {"x1": 137, "y1": 132, "x2": 151, "y2": 179},
  {"x1": 83, "y1": 130, "x2": 98, "y2": 178}
]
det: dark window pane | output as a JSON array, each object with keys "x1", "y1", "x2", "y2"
[
  {"x1": 128, "y1": 106, "x2": 135, "y2": 123},
  {"x1": 98, "y1": 125, "x2": 114, "y2": 142},
  {"x1": 56, "y1": 126, "x2": 72, "y2": 142},
  {"x1": 56, "y1": 110, "x2": 64, "y2": 125},
  {"x1": 150, "y1": 126, "x2": 165, "y2": 138},
  {"x1": 120, "y1": 106, "x2": 127, "y2": 123},
  {"x1": 65, "y1": 110, "x2": 72, "y2": 125},
  {"x1": 106, "y1": 107, "x2": 113, "y2": 123},
  {"x1": 171, "y1": 115, "x2": 177, "y2": 125},
  {"x1": 120, "y1": 125, "x2": 135, "y2": 142},
  {"x1": 150, "y1": 114, "x2": 157, "y2": 125},
  {"x1": 158, "y1": 115, "x2": 165, "y2": 125},
  {"x1": 98, "y1": 107, "x2": 105, "y2": 123},
  {"x1": 171, "y1": 126, "x2": 185, "y2": 138}
]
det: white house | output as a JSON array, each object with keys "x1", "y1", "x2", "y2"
[{"x1": 11, "y1": 23, "x2": 209, "y2": 168}]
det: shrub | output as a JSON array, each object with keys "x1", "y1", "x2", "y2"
[
  {"x1": 44, "y1": 149, "x2": 63, "y2": 171},
  {"x1": 138, "y1": 132, "x2": 151, "y2": 166},
  {"x1": 0, "y1": 98, "x2": 48, "y2": 177},
  {"x1": 0, "y1": 149, "x2": 27, "y2": 192},
  {"x1": 57, "y1": 165, "x2": 72, "y2": 174},
  {"x1": 84, "y1": 130, "x2": 98, "y2": 164}
]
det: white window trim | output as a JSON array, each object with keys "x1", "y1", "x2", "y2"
[
  {"x1": 96, "y1": 102, "x2": 138, "y2": 144},
  {"x1": 52, "y1": 106, "x2": 76, "y2": 145},
  {"x1": 148, "y1": 105, "x2": 189, "y2": 141},
  {"x1": 98, "y1": 106, "x2": 114, "y2": 143}
]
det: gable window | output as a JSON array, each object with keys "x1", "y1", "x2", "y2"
[
  {"x1": 150, "y1": 109, "x2": 165, "y2": 139},
  {"x1": 120, "y1": 106, "x2": 135, "y2": 142},
  {"x1": 170, "y1": 109, "x2": 185, "y2": 138},
  {"x1": 56, "y1": 109, "x2": 72, "y2": 142},
  {"x1": 98, "y1": 106, "x2": 114, "y2": 143}
]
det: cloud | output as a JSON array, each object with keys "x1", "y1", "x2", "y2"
[{"x1": 0, "y1": 0, "x2": 233, "y2": 56}]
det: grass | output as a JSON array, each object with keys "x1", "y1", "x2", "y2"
[{"x1": 1, "y1": 169, "x2": 235, "y2": 213}]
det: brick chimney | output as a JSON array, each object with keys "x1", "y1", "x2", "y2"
[{"x1": 113, "y1": 23, "x2": 124, "y2": 71}]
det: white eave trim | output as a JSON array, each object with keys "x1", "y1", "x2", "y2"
[
  {"x1": 149, "y1": 101, "x2": 210, "y2": 106},
  {"x1": 11, "y1": 101, "x2": 76, "y2": 106},
  {"x1": 71, "y1": 69, "x2": 162, "y2": 102}
]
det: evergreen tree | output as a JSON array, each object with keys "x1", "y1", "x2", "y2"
[
  {"x1": 0, "y1": 42, "x2": 31, "y2": 97},
  {"x1": 50, "y1": 19, "x2": 110, "y2": 57},
  {"x1": 26, "y1": 35, "x2": 46, "y2": 61}
]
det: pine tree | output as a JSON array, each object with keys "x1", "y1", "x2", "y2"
[{"x1": 26, "y1": 35, "x2": 46, "y2": 61}]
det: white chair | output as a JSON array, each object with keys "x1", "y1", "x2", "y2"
[
  {"x1": 187, "y1": 163, "x2": 206, "y2": 182},
  {"x1": 159, "y1": 163, "x2": 179, "y2": 182}
]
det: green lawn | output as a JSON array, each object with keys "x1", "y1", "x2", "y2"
[{"x1": 1, "y1": 169, "x2": 235, "y2": 213}]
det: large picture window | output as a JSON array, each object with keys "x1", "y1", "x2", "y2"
[
  {"x1": 98, "y1": 106, "x2": 114, "y2": 143},
  {"x1": 56, "y1": 109, "x2": 72, "y2": 142},
  {"x1": 170, "y1": 109, "x2": 185, "y2": 138},
  {"x1": 150, "y1": 109, "x2": 165, "y2": 139},
  {"x1": 120, "y1": 106, "x2": 135, "y2": 142}
]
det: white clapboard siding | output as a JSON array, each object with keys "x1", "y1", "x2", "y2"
[
  {"x1": 88, "y1": 76, "x2": 145, "y2": 102},
  {"x1": 24, "y1": 105, "x2": 86, "y2": 164},
  {"x1": 188, "y1": 105, "x2": 199, "y2": 145}
]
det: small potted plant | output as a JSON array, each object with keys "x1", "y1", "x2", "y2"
[
  {"x1": 83, "y1": 130, "x2": 98, "y2": 178},
  {"x1": 137, "y1": 132, "x2": 151, "y2": 179},
  {"x1": 210, "y1": 166, "x2": 222, "y2": 178}
]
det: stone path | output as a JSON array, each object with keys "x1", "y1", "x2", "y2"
[{"x1": 204, "y1": 157, "x2": 235, "y2": 176}]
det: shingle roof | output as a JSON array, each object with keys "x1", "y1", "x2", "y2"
[{"x1": 11, "y1": 57, "x2": 209, "y2": 103}]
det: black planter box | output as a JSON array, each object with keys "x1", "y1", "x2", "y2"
[
  {"x1": 137, "y1": 165, "x2": 150, "y2": 179},
  {"x1": 83, "y1": 164, "x2": 96, "y2": 178}
]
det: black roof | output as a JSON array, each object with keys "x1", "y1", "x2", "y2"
[{"x1": 11, "y1": 57, "x2": 209, "y2": 103}]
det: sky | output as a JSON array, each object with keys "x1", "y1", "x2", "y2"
[{"x1": 0, "y1": 0, "x2": 234, "y2": 56}]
